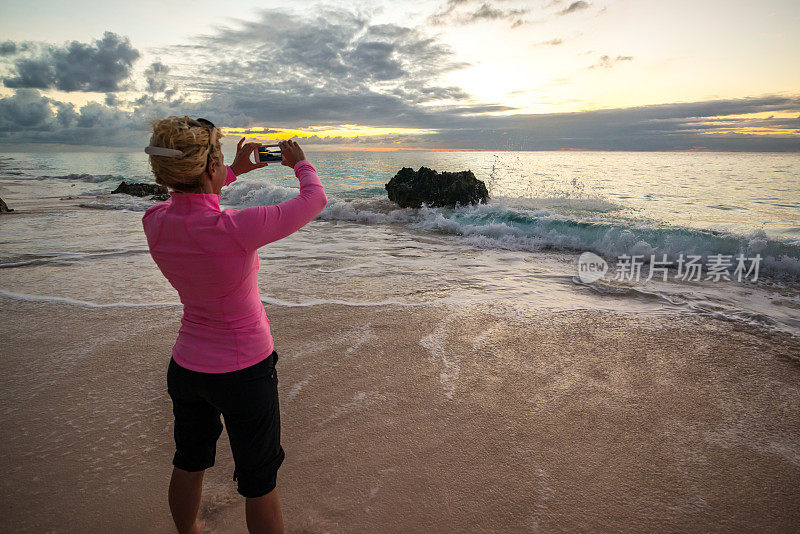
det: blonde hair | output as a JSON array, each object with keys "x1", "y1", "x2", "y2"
[{"x1": 147, "y1": 115, "x2": 223, "y2": 192}]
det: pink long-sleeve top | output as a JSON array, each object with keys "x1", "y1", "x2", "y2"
[{"x1": 142, "y1": 160, "x2": 327, "y2": 373}]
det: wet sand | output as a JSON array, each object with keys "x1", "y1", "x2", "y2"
[{"x1": 1, "y1": 295, "x2": 799, "y2": 533}]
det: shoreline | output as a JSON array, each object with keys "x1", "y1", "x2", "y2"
[
  {"x1": 2, "y1": 295, "x2": 799, "y2": 532},
  {"x1": 1, "y1": 172, "x2": 799, "y2": 340},
  {"x1": 2, "y1": 153, "x2": 800, "y2": 531}
]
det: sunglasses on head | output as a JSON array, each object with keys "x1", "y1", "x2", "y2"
[
  {"x1": 195, "y1": 117, "x2": 215, "y2": 129},
  {"x1": 189, "y1": 118, "x2": 216, "y2": 129},
  {"x1": 190, "y1": 118, "x2": 217, "y2": 170}
]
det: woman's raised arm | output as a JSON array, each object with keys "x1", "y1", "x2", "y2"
[{"x1": 222, "y1": 158, "x2": 327, "y2": 250}]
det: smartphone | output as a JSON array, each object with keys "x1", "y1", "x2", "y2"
[{"x1": 256, "y1": 144, "x2": 282, "y2": 163}]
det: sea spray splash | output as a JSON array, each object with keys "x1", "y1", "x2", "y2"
[{"x1": 220, "y1": 180, "x2": 800, "y2": 279}]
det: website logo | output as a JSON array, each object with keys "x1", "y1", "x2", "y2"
[{"x1": 577, "y1": 252, "x2": 608, "y2": 283}]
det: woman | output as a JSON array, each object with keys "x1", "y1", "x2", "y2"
[{"x1": 141, "y1": 116, "x2": 327, "y2": 534}]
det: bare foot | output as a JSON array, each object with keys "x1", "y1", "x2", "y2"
[{"x1": 190, "y1": 520, "x2": 206, "y2": 534}]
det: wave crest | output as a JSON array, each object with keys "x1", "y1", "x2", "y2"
[
  {"x1": 38, "y1": 173, "x2": 127, "y2": 183},
  {"x1": 221, "y1": 180, "x2": 800, "y2": 279}
]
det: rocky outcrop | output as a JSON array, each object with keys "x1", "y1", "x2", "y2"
[
  {"x1": 112, "y1": 182, "x2": 170, "y2": 201},
  {"x1": 0, "y1": 197, "x2": 13, "y2": 212},
  {"x1": 385, "y1": 167, "x2": 489, "y2": 208}
]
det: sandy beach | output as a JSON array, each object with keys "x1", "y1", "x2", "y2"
[
  {"x1": 2, "y1": 0, "x2": 799, "y2": 530},
  {"x1": 2, "y1": 291, "x2": 799, "y2": 533}
]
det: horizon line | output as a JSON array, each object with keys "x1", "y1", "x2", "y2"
[{"x1": 0, "y1": 143, "x2": 798, "y2": 154}]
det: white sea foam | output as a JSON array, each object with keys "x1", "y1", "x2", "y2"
[
  {"x1": 316, "y1": 262, "x2": 373, "y2": 273},
  {"x1": 344, "y1": 324, "x2": 376, "y2": 357},
  {"x1": 220, "y1": 180, "x2": 800, "y2": 279},
  {"x1": 0, "y1": 249, "x2": 146, "y2": 268},
  {"x1": 0, "y1": 289, "x2": 181, "y2": 308},
  {"x1": 3, "y1": 152, "x2": 797, "y2": 338},
  {"x1": 79, "y1": 195, "x2": 155, "y2": 211},
  {"x1": 419, "y1": 313, "x2": 461, "y2": 399},
  {"x1": 320, "y1": 391, "x2": 384, "y2": 425},
  {"x1": 0, "y1": 289, "x2": 427, "y2": 309},
  {"x1": 19, "y1": 164, "x2": 795, "y2": 279},
  {"x1": 37, "y1": 173, "x2": 127, "y2": 183},
  {"x1": 286, "y1": 375, "x2": 313, "y2": 405},
  {"x1": 260, "y1": 296, "x2": 425, "y2": 307}
]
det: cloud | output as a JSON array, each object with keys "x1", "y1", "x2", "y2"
[
  {"x1": 0, "y1": 88, "x2": 169, "y2": 146},
  {"x1": 144, "y1": 61, "x2": 170, "y2": 93},
  {"x1": 0, "y1": 89, "x2": 55, "y2": 131},
  {"x1": 558, "y1": 1, "x2": 590, "y2": 15},
  {"x1": 533, "y1": 38, "x2": 564, "y2": 46},
  {"x1": 285, "y1": 133, "x2": 422, "y2": 146},
  {"x1": 148, "y1": 8, "x2": 474, "y2": 129},
  {"x1": 190, "y1": 11, "x2": 467, "y2": 92},
  {"x1": 0, "y1": 8, "x2": 796, "y2": 152},
  {"x1": 465, "y1": 4, "x2": 529, "y2": 23},
  {"x1": 2, "y1": 84, "x2": 797, "y2": 152},
  {"x1": 420, "y1": 95, "x2": 800, "y2": 150},
  {"x1": 428, "y1": 0, "x2": 528, "y2": 27},
  {"x1": 0, "y1": 88, "x2": 132, "y2": 131},
  {"x1": 105, "y1": 93, "x2": 120, "y2": 106},
  {"x1": 239, "y1": 128, "x2": 279, "y2": 134},
  {"x1": 0, "y1": 41, "x2": 19, "y2": 56},
  {"x1": 1, "y1": 32, "x2": 139, "y2": 92},
  {"x1": 589, "y1": 55, "x2": 633, "y2": 69}
]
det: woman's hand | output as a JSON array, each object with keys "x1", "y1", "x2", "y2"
[
  {"x1": 230, "y1": 137, "x2": 268, "y2": 176},
  {"x1": 279, "y1": 140, "x2": 307, "y2": 168}
]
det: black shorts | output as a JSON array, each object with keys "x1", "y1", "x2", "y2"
[{"x1": 166, "y1": 350, "x2": 285, "y2": 498}]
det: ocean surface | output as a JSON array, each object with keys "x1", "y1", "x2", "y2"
[{"x1": 1, "y1": 149, "x2": 799, "y2": 336}]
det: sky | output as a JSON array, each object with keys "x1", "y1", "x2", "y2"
[{"x1": 0, "y1": 0, "x2": 798, "y2": 151}]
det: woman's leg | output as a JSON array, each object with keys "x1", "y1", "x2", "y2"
[
  {"x1": 245, "y1": 489, "x2": 284, "y2": 534},
  {"x1": 168, "y1": 467, "x2": 206, "y2": 534},
  {"x1": 208, "y1": 353, "x2": 284, "y2": 533}
]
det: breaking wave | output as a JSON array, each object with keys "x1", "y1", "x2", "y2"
[
  {"x1": 222, "y1": 180, "x2": 800, "y2": 279},
  {"x1": 37, "y1": 173, "x2": 128, "y2": 183}
]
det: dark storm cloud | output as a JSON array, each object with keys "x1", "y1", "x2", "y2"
[
  {"x1": 559, "y1": 1, "x2": 590, "y2": 15},
  {"x1": 1, "y1": 32, "x2": 139, "y2": 92}
]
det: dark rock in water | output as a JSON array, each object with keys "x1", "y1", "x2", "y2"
[
  {"x1": 0, "y1": 197, "x2": 14, "y2": 212},
  {"x1": 385, "y1": 166, "x2": 489, "y2": 208},
  {"x1": 112, "y1": 181, "x2": 168, "y2": 197},
  {"x1": 150, "y1": 194, "x2": 171, "y2": 202}
]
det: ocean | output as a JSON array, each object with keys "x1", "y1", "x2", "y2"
[
  {"x1": 1, "y1": 149, "x2": 799, "y2": 335},
  {"x1": 2, "y1": 148, "x2": 800, "y2": 532}
]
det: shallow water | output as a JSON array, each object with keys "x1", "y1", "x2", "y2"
[
  {"x1": 3, "y1": 149, "x2": 799, "y2": 237},
  {"x1": 1, "y1": 149, "x2": 800, "y2": 532},
  {"x1": 0, "y1": 150, "x2": 799, "y2": 336}
]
